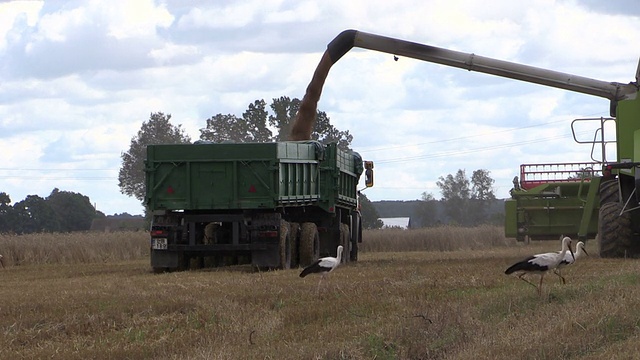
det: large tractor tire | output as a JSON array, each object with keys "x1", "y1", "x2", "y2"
[
  {"x1": 299, "y1": 222, "x2": 320, "y2": 267},
  {"x1": 340, "y1": 223, "x2": 350, "y2": 264},
  {"x1": 599, "y1": 179, "x2": 619, "y2": 206},
  {"x1": 279, "y1": 220, "x2": 292, "y2": 269},
  {"x1": 598, "y1": 202, "x2": 632, "y2": 258}
]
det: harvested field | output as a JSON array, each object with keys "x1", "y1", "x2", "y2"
[{"x1": 0, "y1": 229, "x2": 638, "y2": 359}]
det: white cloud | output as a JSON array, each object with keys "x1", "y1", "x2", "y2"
[
  {"x1": 0, "y1": 0, "x2": 42, "y2": 50},
  {"x1": 0, "y1": 0, "x2": 638, "y2": 215}
]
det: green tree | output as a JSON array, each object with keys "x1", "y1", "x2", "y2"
[
  {"x1": 47, "y1": 188, "x2": 96, "y2": 232},
  {"x1": 436, "y1": 169, "x2": 471, "y2": 225},
  {"x1": 469, "y1": 169, "x2": 496, "y2": 225},
  {"x1": 13, "y1": 195, "x2": 59, "y2": 234},
  {"x1": 201, "y1": 97, "x2": 353, "y2": 151},
  {"x1": 471, "y1": 169, "x2": 496, "y2": 201},
  {"x1": 359, "y1": 192, "x2": 383, "y2": 229},
  {"x1": 269, "y1": 96, "x2": 353, "y2": 150},
  {"x1": 200, "y1": 100, "x2": 272, "y2": 142},
  {"x1": 0, "y1": 192, "x2": 14, "y2": 233},
  {"x1": 269, "y1": 96, "x2": 300, "y2": 142},
  {"x1": 415, "y1": 191, "x2": 438, "y2": 227},
  {"x1": 119, "y1": 112, "x2": 192, "y2": 203}
]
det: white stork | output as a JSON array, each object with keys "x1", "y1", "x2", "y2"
[
  {"x1": 299, "y1": 245, "x2": 343, "y2": 293},
  {"x1": 554, "y1": 241, "x2": 588, "y2": 284},
  {"x1": 505, "y1": 237, "x2": 575, "y2": 295},
  {"x1": 0, "y1": 254, "x2": 4, "y2": 269}
]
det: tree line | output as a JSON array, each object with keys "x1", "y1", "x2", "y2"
[
  {"x1": 1, "y1": 96, "x2": 499, "y2": 234},
  {"x1": 0, "y1": 189, "x2": 97, "y2": 234},
  {"x1": 359, "y1": 169, "x2": 499, "y2": 229}
]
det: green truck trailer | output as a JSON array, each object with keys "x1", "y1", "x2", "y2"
[{"x1": 145, "y1": 141, "x2": 372, "y2": 272}]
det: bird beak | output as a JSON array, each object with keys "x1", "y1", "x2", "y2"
[
  {"x1": 569, "y1": 247, "x2": 575, "y2": 262},
  {"x1": 583, "y1": 247, "x2": 589, "y2": 257}
]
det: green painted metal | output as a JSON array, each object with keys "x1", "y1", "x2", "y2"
[
  {"x1": 616, "y1": 95, "x2": 640, "y2": 168},
  {"x1": 505, "y1": 163, "x2": 601, "y2": 241},
  {"x1": 145, "y1": 141, "x2": 363, "y2": 213}
]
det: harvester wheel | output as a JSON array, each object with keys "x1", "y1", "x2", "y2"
[
  {"x1": 598, "y1": 202, "x2": 632, "y2": 258},
  {"x1": 340, "y1": 223, "x2": 350, "y2": 264},
  {"x1": 299, "y1": 222, "x2": 320, "y2": 267},
  {"x1": 599, "y1": 179, "x2": 619, "y2": 206},
  {"x1": 279, "y1": 220, "x2": 292, "y2": 269},
  {"x1": 289, "y1": 222, "x2": 300, "y2": 268}
]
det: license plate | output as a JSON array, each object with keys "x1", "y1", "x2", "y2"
[{"x1": 152, "y1": 238, "x2": 168, "y2": 250}]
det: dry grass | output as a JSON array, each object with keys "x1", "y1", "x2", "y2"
[
  {"x1": 0, "y1": 231, "x2": 149, "y2": 266},
  {"x1": 361, "y1": 225, "x2": 510, "y2": 252},
  {"x1": 0, "y1": 229, "x2": 639, "y2": 359}
]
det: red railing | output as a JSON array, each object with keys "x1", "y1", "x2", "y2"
[{"x1": 519, "y1": 162, "x2": 601, "y2": 190}]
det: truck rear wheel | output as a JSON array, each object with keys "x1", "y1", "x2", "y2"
[
  {"x1": 598, "y1": 202, "x2": 632, "y2": 258},
  {"x1": 289, "y1": 222, "x2": 300, "y2": 268},
  {"x1": 299, "y1": 222, "x2": 320, "y2": 267},
  {"x1": 279, "y1": 220, "x2": 292, "y2": 269}
]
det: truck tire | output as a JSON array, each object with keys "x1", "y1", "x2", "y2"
[
  {"x1": 340, "y1": 223, "x2": 350, "y2": 264},
  {"x1": 599, "y1": 179, "x2": 619, "y2": 206},
  {"x1": 598, "y1": 202, "x2": 632, "y2": 258},
  {"x1": 299, "y1": 222, "x2": 320, "y2": 267},
  {"x1": 289, "y1": 222, "x2": 300, "y2": 268},
  {"x1": 279, "y1": 220, "x2": 292, "y2": 269}
]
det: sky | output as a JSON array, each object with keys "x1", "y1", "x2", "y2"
[{"x1": 1, "y1": 0, "x2": 639, "y2": 216}]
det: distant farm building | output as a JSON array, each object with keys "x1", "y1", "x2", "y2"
[{"x1": 380, "y1": 217, "x2": 411, "y2": 229}]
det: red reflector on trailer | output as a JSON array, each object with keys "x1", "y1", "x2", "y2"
[
  {"x1": 167, "y1": 186, "x2": 175, "y2": 194},
  {"x1": 248, "y1": 185, "x2": 257, "y2": 193},
  {"x1": 150, "y1": 230, "x2": 167, "y2": 237}
]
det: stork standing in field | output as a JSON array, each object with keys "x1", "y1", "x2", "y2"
[
  {"x1": 505, "y1": 237, "x2": 575, "y2": 295},
  {"x1": 554, "y1": 241, "x2": 588, "y2": 284},
  {"x1": 299, "y1": 245, "x2": 343, "y2": 293},
  {"x1": 0, "y1": 254, "x2": 4, "y2": 269}
]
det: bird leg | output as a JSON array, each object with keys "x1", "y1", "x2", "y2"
[
  {"x1": 538, "y1": 274, "x2": 545, "y2": 296},
  {"x1": 517, "y1": 272, "x2": 539, "y2": 290},
  {"x1": 553, "y1": 269, "x2": 566, "y2": 284},
  {"x1": 316, "y1": 274, "x2": 326, "y2": 295}
]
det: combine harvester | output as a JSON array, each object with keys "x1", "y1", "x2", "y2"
[{"x1": 289, "y1": 29, "x2": 639, "y2": 258}]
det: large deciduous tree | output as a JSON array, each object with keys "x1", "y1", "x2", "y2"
[
  {"x1": 47, "y1": 188, "x2": 96, "y2": 232},
  {"x1": 0, "y1": 192, "x2": 14, "y2": 233},
  {"x1": 200, "y1": 97, "x2": 353, "y2": 151},
  {"x1": 119, "y1": 112, "x2": 192, "y2": 203},
  {"x1": 200, "y1": 100, "x2": 272, "y2": 143},
  {"x1": 469, "y1": 169, "x2": 497, "y2": 225},
  {"x1": 359, "y1": 192, "x2": 383, "y2": 229},
  {"x1": 436, "y1": 169, "x2": 496, "y2": 226},
  {"x1": 13, "y1": 195, "x2": 59, "y2": 234},
  {"x1": 436, "y1": 169, "x2": 471, "y2": 225},
  {"x1": 415, "y1": 191, "x2": 438, "y2": 227}
]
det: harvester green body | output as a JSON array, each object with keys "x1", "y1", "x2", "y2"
[{"x1": 504, "y1": 162, "x2": 601, "y2": 242}]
